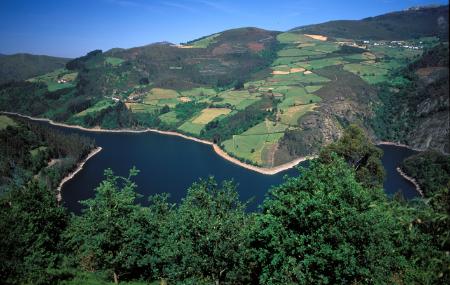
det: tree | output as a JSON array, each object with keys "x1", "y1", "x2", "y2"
[
  {"x1": 160, "y1": 177, "x2": 255, "y2": 284},
  {"x1": 66, "y1": 167, "x2": 148, "y2": 284},
  {"x1": 319, "y1": 124, "x2": 385, "y2": 189},
  {"x1": 0, "y1": 182, "x2": 69, "y2": 285},
  {"x1": 255, "y1": 155, "x2": 404, "y2": 284}
]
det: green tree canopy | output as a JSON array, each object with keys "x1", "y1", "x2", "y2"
[
  {"x1": 160, "y1": 177, "x2": 255, "y2": 285},
  {"x1": 256, "y1": 155, "x2": 404, "y2": 284},
  {"x1": 0, "y1": 182, "x2": 68, "y2": 285},
  {"x1": 319, "y1": 124, "x2": 385, "y2": 189},
  {"x1": 66, "y1": 167, "x2": 150, "y2": 284}
]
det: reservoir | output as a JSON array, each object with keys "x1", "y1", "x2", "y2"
[{"x1": 40, "y1": 122, "x2": 419, "y2": 213}]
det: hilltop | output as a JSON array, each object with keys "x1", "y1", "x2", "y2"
[{"x1": 0, "y1": 7, "x2": 448, "y2": 168}]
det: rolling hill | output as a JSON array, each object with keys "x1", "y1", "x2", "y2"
[
  {"x1": 0, "y1": 53, "x2": 70, "y2": 84},
  {"x1": 0, "y1": 6, "x2": 448, "y2": 168},
  {"x1": 292, "y1": 5, "x2": 449, "y2": 40}
]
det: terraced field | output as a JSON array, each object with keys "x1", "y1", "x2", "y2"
[
  {"x1": 222, "y1": 120, "x2": 289, "y2": 166},
  {"x1": 5, "y1": 27, "x2": 434, "y2": 168}
]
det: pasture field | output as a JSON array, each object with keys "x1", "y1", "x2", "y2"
[
  {"x1": 272, "y1": 56, "x2": 309, "y2": 66},
  {"x1": 180, "y1": 87, "x2": 217, "y2": 97},
  {"x1": 277, "y1": 32, "x2": 320, "y2": 44},
  {"x1": 371, "y1": 46, "x2": 422, "y2": 60},
  {"x1": 126, "y1": 103, "x2": 160, "y2": 113},
  {"x1": 177, "y1": 121, "x2": 204, "y2": 135},
  {"x1": 272, "y1": 71, "x2": 330, "y2": 85},
  {"x1": 28, "y1": 68, "x2": 77, "y2": 91},
  {"x1": 105, "y1": 57, "x2": 125, "y2": 66},
  {"x1": 279, "y1": 104, "x2": 317, "y2": 125},
  {"x1": 215, "y1": 90, "x2": 260, "y2": 110},
  {"x1": 75, "y1": 100, "x2": 115, "y2": 117},
  {"x1": 0, "y1": 115, "x2": 17, "y2": 130},
  {"x1": 159, "y1": 111, "x2": 181, "y2": 125},
  {"x1": 298, "y1": 57, "x2": 346, "y2": 70},
  {"x1": 343, "y1": 63, "x2": 389, "y2": 84},
  {"x1": 143, "y1": 88, "x2": 180, "y2": 107},
  {"x1": 305, "y1": 85, "x2": 323, "y2": 93},
  {"x1": 277, "y1": 88, "x2": 321, "y2": 109},
  {"x1": 222, "y1": 120, "x2": 288, "y2": 166},
  {"x1": 278, "y1": 48, "x2": 322, "y2": 58},
  {"x1": 191, "y1": 108, "x2": 231, "y2": 124},
  {"x1": 303, "y1": 41, "x2": 340, "y2": 53},
  {"x1": 189, "y1": 33, "x2": 221, "y2": 48}
]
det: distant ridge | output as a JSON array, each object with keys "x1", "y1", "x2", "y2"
[
  {"x1": 0, "y1": 53, "x2": 70, "y2": 84},
  {"x1": 291, "y1": 5, "x2": 449, "y2": 40}
]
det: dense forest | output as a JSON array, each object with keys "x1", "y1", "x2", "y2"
[
  {"x1": 0, "y1": 115, "x2": 95, "y2": 194},
  {"x1": 1, "y1": 125, "x2": 448, "y2": 284},
  {"x1": 401, "y1": 150, "x2": 450, "y2": 197}
]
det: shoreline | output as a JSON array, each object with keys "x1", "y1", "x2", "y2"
[
  {"x1": 56, "y1": 147, "x2": 103, "y2": 202},
  {"x1": 2, "y1": 111, "x2": 311, "y2": 175},
  {"x1": 377, "y1": 141, "x2": 422, "y2": 152},
  {"x1": 396, "y1": 167, "x2": 424, "y2": 197}
]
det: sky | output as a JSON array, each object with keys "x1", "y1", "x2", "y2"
[{"x1": 0, "y1": 0, "x2": 448, "y2": 58}]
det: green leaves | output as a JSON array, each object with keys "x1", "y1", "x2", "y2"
[{"x1": 256, "y1": 155, "x2": 403, "y2": 284}]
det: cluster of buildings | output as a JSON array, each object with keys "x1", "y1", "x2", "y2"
[{"x1": 365, "y1": 40, "x2": 423, "y2": 50}]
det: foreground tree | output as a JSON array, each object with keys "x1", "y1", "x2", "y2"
[
  {"x1": 319, "y1": 124, "x2": 385, "y2": 189},
  {"x1": 160, "y1": 177, "x2": 256, "y2": 284},
  {"x1": 66, "y1": 167, "x2": 150, "y2": 284},
  {"x1": 0, "y1": 182, "x2": 68, "y2": 285},
  {"x1": 255, "y1": 155, "x2": 406, "y2": 284}
]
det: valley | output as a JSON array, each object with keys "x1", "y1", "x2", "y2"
[{"x1": 1, "y1": 25, "x2": 447, "y2": 169}]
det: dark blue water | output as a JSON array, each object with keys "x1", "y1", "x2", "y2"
[{"x1": 35, "y1": 121, "x2": 420, "y2": 213}]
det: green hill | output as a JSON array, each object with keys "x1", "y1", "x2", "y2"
[
  {"x1": 0, "y1": 8, "x2": 448, "y2": 167},
  {"x1": 0, "y1": 53, "x2": 70, "y2": 84},
  {"x1": 292, "y1": 5, "x2": 449, "y2": 40}
]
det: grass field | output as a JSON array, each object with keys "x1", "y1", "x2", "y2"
[
  {"x1": 222, "y1": 120, "x2": 288, "y2": 166},
  {"x1": 177, "y1": 121, "x2": 204, "y2": 135},
  {"x1": 279, "y1": 104, "x2": 317, "y2": 125},
  {"x1": 278, "y1": 87, "x2": 321, "y2": 109},
  {"x1": 105, "y1": 57, "x2": 125, "y2": 66},
  {"x1": 343, "y1": 63, "x2": 389, "y2": 84},
  {"x1": 272, "y1": 56, "x2": 309, "y2": 66},
  {"x1": 192, "y1": 108, "x2": 231, "y2": 124},
  {"x1": 159, "y1": 111, "x2": 181, "y2": 125},
  {"x1": 305, "y1": 85, "x2": 323, "y2": 93},
  {"x1": 75, "y1": 100, "x2": 115, "y2": 117},
  {"x1": 0, "y1": 115, "x2": 17, "y2": 130},
  {"x1": 215, "y1": 90, "x2": 260, "y2": 110},
  {"x1": 28, "y1": 68, "x2": 77, "y2": 91},
  {"x1": 278, "y1": 48, "x2": 323, "y2": 58},
  {"x1": 143, "y1": 88, "x2": 180, "y2": 107},
  {"x1": 298, "y1": 57, "x2": 346, "y2": 69},
  {"x1": 181, "y1": 87, "x2": 217, "y2": 97},
  {"x1": 189, "y1": 33, "x2": 221, "y2": 48},
  {"x1": 126, "y1": 103, "x2": 160, "y2": 113},
  {"x1": 277, "y1": 33, "x2": 319, "y2": 44}
]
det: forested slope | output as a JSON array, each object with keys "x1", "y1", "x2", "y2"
[
  {"x1": 292, "y1": 5, "x2": 449, "y2": 40},
  {"x1": 372, "y1": 43, "x2": 449, "y2": 153},
  {"x1": 0, "y1": 53, "x2": 70, "y2": 84}
]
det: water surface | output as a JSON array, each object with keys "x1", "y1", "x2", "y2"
[{"x1": 38, "y1": 122, "x2": 420, "y2": 213}]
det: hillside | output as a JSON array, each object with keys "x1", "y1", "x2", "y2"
[
  {"x1": 0, "y1": 53, "x2": 70, "y2": 84},
  {"x1": 372, "y1": 43, "x2": 449, "y2": 153},
  {"x1": 0, "y1": 8, "x2": 448, "y2": 168},
  {"x1": 292, "y1": 5, "x2": 449, "y2": 40}
]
